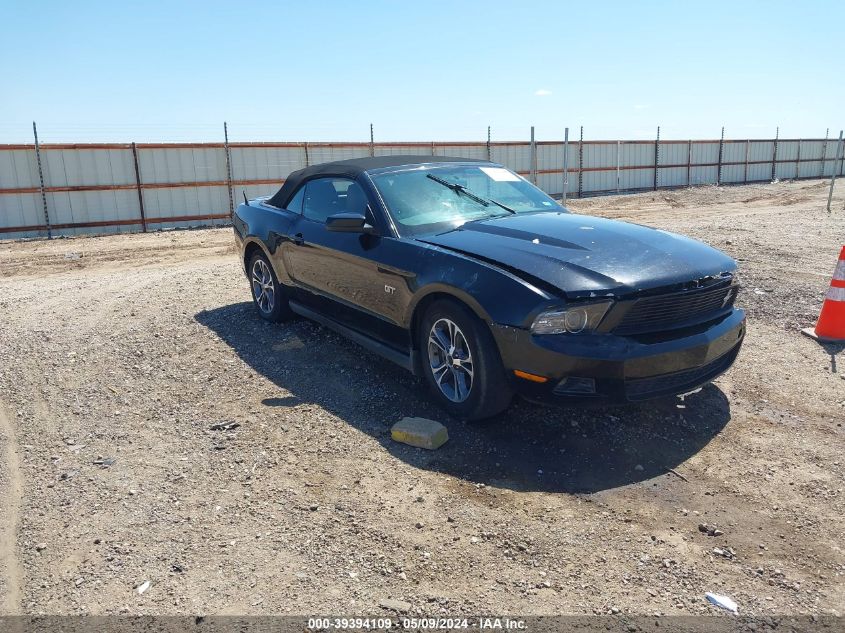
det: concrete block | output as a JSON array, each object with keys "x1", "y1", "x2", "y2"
[
  {"x1": 379, "y1": 598, "x2": 412, "y2": 612},
  {"x1": 391, "y1": 417, "x2": 448, "y2": 450}
]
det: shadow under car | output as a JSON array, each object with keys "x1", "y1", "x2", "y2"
[{"x1": 195, "y1": 302, "x2": 733, "y2": 494}]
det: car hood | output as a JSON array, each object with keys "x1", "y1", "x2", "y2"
[{"x1": 416, "y1": 211, "x2": 736, "y2": 298}]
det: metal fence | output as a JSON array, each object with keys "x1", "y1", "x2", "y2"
[{"x1": 2, "y1": 129, "x2": 844, "y2": 239}]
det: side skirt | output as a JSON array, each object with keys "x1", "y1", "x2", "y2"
[{"x1": 289, "y1": 301, "x2": 418, "y2": 374}]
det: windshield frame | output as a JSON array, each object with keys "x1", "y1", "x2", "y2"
[{"x1": 364, "y1": 162, "x2": 565, "y2": 238}]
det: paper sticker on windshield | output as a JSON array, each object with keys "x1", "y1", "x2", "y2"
[{"x1": 480, "y1": 167, "x2": 520, "y2": 182}]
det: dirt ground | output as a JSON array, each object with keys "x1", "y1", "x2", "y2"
[{"x1": 0, "y1": 179, "x2": 843, "y2": 617}]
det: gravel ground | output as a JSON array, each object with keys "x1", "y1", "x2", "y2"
[{"x1": 0, "y1": 179, "x2": 843, "y2": 617}]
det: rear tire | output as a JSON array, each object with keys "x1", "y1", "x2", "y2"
[
  {"x1": 419, "y1": 299, "x2": 513, "y2": 421},
  {"x1": 248, "y1": 251, "x2": 292, "y2": 322}
]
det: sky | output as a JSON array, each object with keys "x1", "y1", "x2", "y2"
[{"x1": 1, "y1": 0, "x2": 843, "y2": 143}]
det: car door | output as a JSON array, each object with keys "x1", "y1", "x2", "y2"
[{"x1": 283, "y1": 176, "x2": 410, "y2": 347}]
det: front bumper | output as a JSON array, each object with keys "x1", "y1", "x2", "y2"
[{"x1": 490, "y1": 308, "x2": 746, "y2": 405}]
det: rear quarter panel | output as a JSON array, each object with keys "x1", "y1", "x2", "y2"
[{"x1": 233, "y1": 201, "x2": 299, "y2": 284}]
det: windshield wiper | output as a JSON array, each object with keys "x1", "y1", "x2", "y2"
[
  {"x1": 425, "y1": 173, "x2": 517, "y2": 215},
  {"x1": 486, "y1": 197, "x2": 516, "y2": 214},
  {"x1": 426, "y1": 174, "x2": 489, "y2": 207}
]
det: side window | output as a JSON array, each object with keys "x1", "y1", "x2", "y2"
[
  {"x1": 344, "y1": 181, "x2": 369, "y2": 216},
  {"x1": 286, "y1": 186, "x2": 305, "y2": 213},
  {"x1": 302, "y1": 177, "x2": 368, "y2": 223}
]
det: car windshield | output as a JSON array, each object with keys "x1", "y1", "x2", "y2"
[{"x1": 370, "y1": 164, "x2": 565, "y2": 236}]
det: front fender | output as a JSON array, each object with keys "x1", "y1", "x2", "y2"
[{"x1": 404, "y1": 244, "x2": 559, "y2": 329}]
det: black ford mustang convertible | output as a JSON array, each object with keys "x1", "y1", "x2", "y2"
[{"x1": 233, "y1": 156, "x2": 744, "y2": 420}]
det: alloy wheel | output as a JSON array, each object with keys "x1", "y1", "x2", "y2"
[
  {"x1": 427, "y1": 317, "x2": 474, "y2": 402},
  {"x1": 251, "y1": 259, "x2": 275, "y2": 314}
]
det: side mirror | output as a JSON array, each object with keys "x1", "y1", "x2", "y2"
[{"x1": 326, "y1": 213, "x2": 376, "y2": 234}]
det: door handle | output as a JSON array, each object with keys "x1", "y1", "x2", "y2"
[{"x1": 292, "y1": 232, "x2": 304, "y2": 246}]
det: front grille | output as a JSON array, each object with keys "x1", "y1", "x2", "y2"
[
  {"x1": 614, "y1": 281, "x2": 736, "y2": 336},
  {"x1": 625, "y1": 345, "x2": 740, "y2": 401}
]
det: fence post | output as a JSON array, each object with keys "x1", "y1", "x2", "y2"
[
  {"x1": 223, "y1": 122, "x2": 234, "y2": 219},
  {"x1": 744, "y1": 139, "x2": 750, "y2": 183},
  {"x1": 562, "y1": 127, "x2": 569, "y2": 204},
  {"x1": 717, "y1": 126, "x2": 725, "y2": 186},
  {"x1": 771, "y1": 127, "x2": 779, "y2": 182},
  {"x1": 826, "y1": 130, "x2": 843, "y2": 212},
  {"x1": 653, "y1": 126, "x2": 660, "y2": 191},
  {"x1": 820, "y1": 128, "x2": 829, "y2": 177},
  {"x1": 486, "y1": 126, "x2": 491, "y2": 161},
  {"x1": 795, "y1": 139, "x2": 802, "y2": 180},
  {"x1": 616, "y1": 140, "x2": 621, "y2": 193},
  {"x1": 131, "y1": 142, "x2": 147, "y2": 232},
  {"x1": 32, "y1": 121, "x2": 51, "y2": 239},
  {"x1": 833, "y1": 139, "x2": 845, "y2": 176},
  {"x1": 577, "y1": 126, "x2": 584, "y2": 198},
  {"x1": 304, "y1": 141, "x2": 310, "y2": 167},
  {"x1": 687, "y1": 139, "x2": 692, "y2": 186},
  {"x1": 530, "y1": 126, "x2": 537, "y2": 184},
  {"x1": 369, "y1": 124, "x2": 375, "y2": 157}
]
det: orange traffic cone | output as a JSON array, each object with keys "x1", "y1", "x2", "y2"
[{"x1": 802, "y1": 246, "x2": 845, "y2": 342}]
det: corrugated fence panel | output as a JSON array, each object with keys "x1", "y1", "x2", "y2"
[
  {"x1": 42, "y1": 148, "x2": 135, "y2": 187},
  {"x1": 747, "y1": 162, "x2": 771, "y2": 182},
  {"x1": 375, "y1": 144, "x2": 434, "y2": 157},
  {"x1": 138, "y1": 147, "x2": 227, "y2": 184},
  {"x1": 582, "y1": 143, "x2": 616, "y2": 169},
  {"x1": 777, "y1": 141, "x2": 799, "y2": 162},
  {"x1": 536, "y1": 142, "x2": 564, "y2": 174},
  {"x1": 620, "y1": 142, "x2": 655, "y2": 168},
  {"x1": 537, "y1": 172, "x2": 562, "y2": 195},
  {"x1": 0, "y1": 192, "x2": 43, "y2": 237},
  {"x1": 620, "y1": 168, "x2": 654, "y2": 191},
  {"x1": 582, "y1": 166, "x2": 618, "y2": 194},
  {"x1": 0, "y1": 148, "x2": 45, "y2": 238},
  {"x1": 230, "y1": 145, "x2": 305, "y2": 182},
  {"x1": 690, "y1": 166, "x2": 718, "y2": 185},
  {"x1": 776, "y1": 160, "x2": 799, "y2": 181},
  {"x1": 0, "y1": 148, "x2": 40, "y2": 189},
  {"x1": 720, "y1": 164, "x2": 745, "y2": 184},
  {"x1": 143, "y1": 185, "x2": 230, "y2": 228},
  {"x1": 2, "y1": 136, "x2": 841, "y2": 238},
  {"x1": 490, "y1": 144, "x2": 531, "y2": 173},
  {"x1": 433, "y1": 143, "x2": 490, "y2": 160},
  {"x1": 823, "y1": 155, "x2": 845, "y2": 177},
  {"x1": 691, "y1": 142, "x2": 720, "y2": 165},
  {"x1": 798, "y1": 158, "x2": 821, "y2": 179},
  {"x1": 137, "y1": 146, "x2": 229, "y2": 228},
  {"x1": 659, "y1": 166, "x2": 688, "y2": 187},
  {"x1": 749, "y1": 141, "x2": 774, "y2": 163},
  {"x1": 307, "y1": 145, "x2": 370, "y2": 164},
  {"x1": 37, "y1": 148, "x2": 140, "y2": 235},
  {"x1": 47, "y1": 189, "x2": 141, "y2": 236},
  {"x1": 720, "y1": 142, "x2": 746, "y2": 164},
  {"x1": 800, "y1": 140, "x2": 824, "y2": 161},
  {"x1": 660, "y1": 142, "x2": 690, "y2": 167}
]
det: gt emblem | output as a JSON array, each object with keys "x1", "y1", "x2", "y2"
[{"x1": 384, "y1": 284, "x2": 396, "y2": 295}]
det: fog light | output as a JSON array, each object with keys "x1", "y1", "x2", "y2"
[{"x1": 553, "y1": 376, "x2": 597, "y2": 395}]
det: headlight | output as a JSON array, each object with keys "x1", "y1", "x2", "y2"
[{"x1": 531, "y1": 301, "x2": 613, "y2": 335}]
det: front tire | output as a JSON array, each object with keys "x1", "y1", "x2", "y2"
[
  {"x1": 419, "y1": 300, "x2": 513, "y2": 421},
  {"x1": 248, "y1": 251, "x2": 292, "y2": 322}
]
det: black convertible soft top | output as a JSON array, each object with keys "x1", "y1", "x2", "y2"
[{"x1": 266, "y1": 155, "x2": 488, "y2": 209}]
